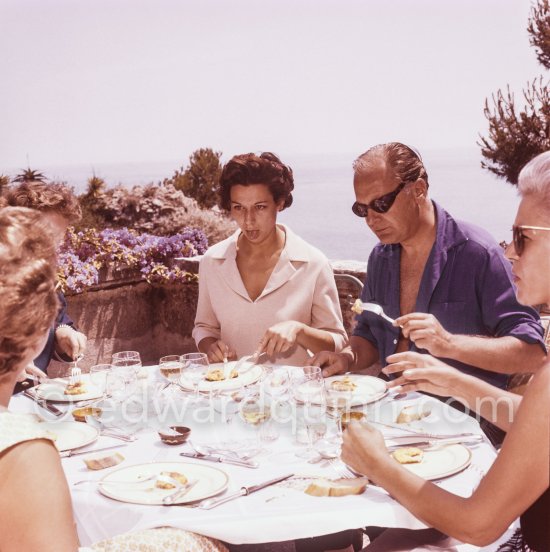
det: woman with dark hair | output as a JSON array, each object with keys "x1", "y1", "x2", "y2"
[
  {"x1": 342, "y1": 150, "x2": 550, "y2": 551},
  {"x1": 193, "y1": 152, "x2": 347, "y2": 365}
]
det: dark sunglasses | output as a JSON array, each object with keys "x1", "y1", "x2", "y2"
[
  {"x1": 512, "y1": 225, "x2": 550, "y2": 256},
  {"x1": 352, "y1": 181, "x2": 409, "y2": 217}
]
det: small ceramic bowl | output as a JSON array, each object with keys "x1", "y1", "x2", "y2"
[
  {"x1": 72, "y1": 406, "x2": 102, "y2": 423},
  {"x1": 340, "y1": 410, "x2": 365, "y2": 431},
  {"x1": 158, "y1": 426, "x2": 191, "y2": 445}
]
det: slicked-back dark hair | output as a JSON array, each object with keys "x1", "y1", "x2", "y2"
[{"x1": 219, "y1": 152, "x2": 294, "y2": 211}]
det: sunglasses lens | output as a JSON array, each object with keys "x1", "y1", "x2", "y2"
[
  {"x1": 352, "y1": 202, "x2": 368, "y2": 217},
  {"x1": 513, "y1": 227, "x2": 524, "y2": 255},
  {"x1": 372, "y1": 199, "x2": 391, "y2": 214}
]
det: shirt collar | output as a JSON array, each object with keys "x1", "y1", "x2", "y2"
[
  {"x1": 210, "y1": 224, "x2": 310, "y2": 263},
  {"x1": 375, "y1": 200, "x2": 468, "y2": 258}
]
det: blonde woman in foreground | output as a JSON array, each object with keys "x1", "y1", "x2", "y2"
[
  {"x1": 0, "y1": 207, "x2": 226, "y2": 552},
  {"x1": 342, "y1": 151, "x2": 550, "y2": 552}
]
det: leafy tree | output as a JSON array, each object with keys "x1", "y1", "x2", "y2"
[
  {"x1": 528, "y1": 0, "x2": 550, "y2": 69},
  {"x1": 165, "y1": 148, "x2": 222, "y2": 209},
  {"x1": 479, "y1": 79, "x2": 550, "y2": 184},
  {"x1": 479, "y1": 0, "x2": 549, "y2": 185},
  {"x1": 13, "y1": 168, "x2": 48, "y2": 183}
]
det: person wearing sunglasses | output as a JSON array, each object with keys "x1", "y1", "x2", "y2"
[
  {"x1": 310, "y1": 142, "x2": 546, "y2": 442},
  {"x1": 341, "y1": 150, "x2": 550, "y2": 552}
]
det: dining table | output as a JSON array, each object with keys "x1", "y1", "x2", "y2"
[{"x1": 10, "y1": 364, "x2": 501, "y2": 548}]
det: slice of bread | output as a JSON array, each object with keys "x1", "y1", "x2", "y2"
[
  {"x1": 84, "y1": 452, "x2": 125, "y2": 470},
  {"x1": 305, "y1": 477, "x2": 368, "y2": 497}
]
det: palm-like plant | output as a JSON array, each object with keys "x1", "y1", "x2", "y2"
[{"x1": 13, "y1": 168, "x2": 48, "y2": 183}]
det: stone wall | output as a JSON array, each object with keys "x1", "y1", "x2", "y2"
[{"x1": 51, "y1": 257, "x2": 366, "y2": 375}]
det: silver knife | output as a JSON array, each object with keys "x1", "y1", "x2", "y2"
[
  {"x1": 386, "y1": 435, "x2": 483, "y2": 451},
  {"x1": 23, "y1": 390, "x2": 64, "y2": 416},
  {"x1": 162, "y1": 479, "x2": 199, "y2": 505},
  {"x1": 179, "y1": 451, "x2": 259, "y2": 469},
  {"x1": 60, "y1": 444, "x2": 127, "y2": 458},
  {"x1": 198, "y1": 473, "x2": 294, "y2": 510}
]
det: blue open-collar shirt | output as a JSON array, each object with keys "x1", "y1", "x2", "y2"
[{"x1": 353, "y1": 201, "x2": 545, "y2": 389}]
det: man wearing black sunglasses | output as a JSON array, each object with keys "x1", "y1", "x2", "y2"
[{"x1": 310, "y1": 143, "x2": 546, "y2": 437}]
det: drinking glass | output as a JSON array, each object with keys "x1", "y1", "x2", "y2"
[
  {"x1": 105, "y1": 370, "x2": 127, "y2": 403},
  {"x1": 159, "y1": 355, "x2": 184, "y2": 394},
  {"x1": 240, "y1": 388, "x2": 273, "y2": 446},
  {"x1": 89, "y1": 363, "x2": 111, "y2": 394},
  {"x1": 325, "y1": 382, "x2": 353, "y2": 434},
  {"x1": 296, "y1": 398, "x2": 327, "y2": 460},
  {"x1": 264, "y1": 367, "x2": 290, "y2": 398},
  {"x1": 180, "y1": 352, "x2": 208, "y2": 403},
  {"x1": 292, "y1": 369, "x2": 324, "y2": 405}
]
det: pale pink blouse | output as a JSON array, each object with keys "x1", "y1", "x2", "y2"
[{"x1": 193, "y1": 225, "x2": 347, "y2": 366}]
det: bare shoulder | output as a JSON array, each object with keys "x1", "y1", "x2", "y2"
[{"x1": 0, "y1": 438, "x2": 60, "y2": 479}]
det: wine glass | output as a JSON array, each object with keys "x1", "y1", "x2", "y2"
[
  {"x1": 180, "y1": 352, "x2": 208, "y2": 403},
  {"x1": 292, "y1": 368, "x2": 325, "y2": 405},
  {"x1": 295, "y1": 384, "x2": 327, "y2": 460},
  {"x1": 112, "y1": 350, "x2": 142, "y2": 376},
  {"x1": 325, "y1": 382, "x2": 354, "y2": 434},
  {"x1": 240, "y1": 388, "x2": 273, "y2": 446},
  {"x1": 159, "y1": 355, "x2": 184, "y2": 395}
]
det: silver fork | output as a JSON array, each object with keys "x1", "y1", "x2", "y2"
[
  {"x1": 328, "y1": 459, "x2": 357, "y2": 479},
  {"x1": 70, "y1": 354, "x2": 84, "y2": 385}
]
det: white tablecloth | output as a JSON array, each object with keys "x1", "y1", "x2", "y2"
[{"x1": 11, "y1": 383, "x2": 498, "y2": 547}]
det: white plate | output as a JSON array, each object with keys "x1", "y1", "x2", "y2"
[
  {"x1": 39, "y1": 420, "x2": 99, "y2": 452},
  {"x1": 396, "y1": 444, "x2": 472, "y2": 480},
  {"x1": 323, "y1": 374, "x2": 387, "y2": 406},
  {"x1": 98, "y1": 461, "x2": 229, "y2": 505},
  {"x1": 35, "y1": 374, "x2": 104, "y2": 403},
  {"x1": 179, "y1": 362, "x2": 263, "y2": 392}
]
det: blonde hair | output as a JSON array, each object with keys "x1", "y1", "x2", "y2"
[
  {"x1": 0, "y1": 208, "x2": 59, "y2": 376},
  {"x1": 517, "y1": 150, "x2": 550, "y2": 211}
]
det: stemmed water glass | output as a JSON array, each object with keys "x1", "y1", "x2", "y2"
[
  {"x1": 239, "y1": 386, "x2": 273, "y2": 447},
  {"x1": 325, "y1": 382, "x2": 354, "y2": 435},
  {"x1": 159, "y1": 355, "x2": 184, "y2": 395},
  {"x1": 180, "y1": 352, "x2": 209, "y2": 404},
  {"x1": 111, "y1": 351, "x2": 141, "y2": 397}
]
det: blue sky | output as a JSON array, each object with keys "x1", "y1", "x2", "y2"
[{"x1": 0, "y1": 0, "x2": 542, "y2": 169}]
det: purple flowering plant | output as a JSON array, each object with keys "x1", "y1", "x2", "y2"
[{"x1": 57, "y1": 226, "x2": 208, "y2": 293}]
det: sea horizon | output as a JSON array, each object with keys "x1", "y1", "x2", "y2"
[{"x1": 2, "y1": 147, "x2": 520, "y2": 261}]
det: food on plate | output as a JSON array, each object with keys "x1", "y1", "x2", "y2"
[
  {"x1": 205, "y1": 368, "x2": 238, "y2": 382},
  {"x1": 64, "y1": 381, "x2": 87, "y2": 396},
  {"x1": 305, "y1": 476, "x2": 369, "y2": 497},
  {"x1": 72, "y1": 406, "x2": 102, "y2": 423},
  {"x1": 396, "y1": 405, "x2": 431, "y2": 424},
  {"x1": 242, "y1": 409, "x2": 270, "y2": 425},
  {"x1": 84, "y1": 452, "x2": 125, "y2": 471},
  {"x1": 351, "y1": 299, "x2": 364, "y2": 315},
  {"x1": 391, "y1": 447, "x2": 424, "y2": 465},
  {"x1": 155, "y1": 471, "x2": 188, "y2": 490},
  {"x1": 340, "y1": 411, "x2": 365, "y2": 430},
  {"x1": 330, "y1": 376, "x2": 357, "y2": 393}
]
